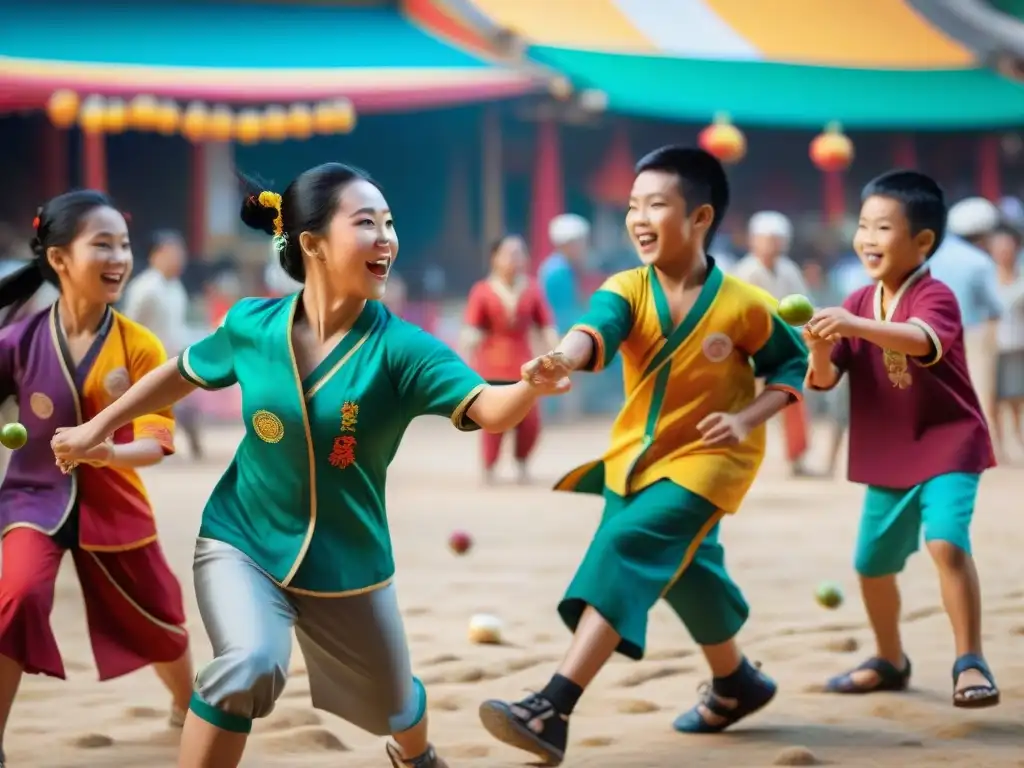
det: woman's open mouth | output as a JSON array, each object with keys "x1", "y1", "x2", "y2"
[{"x1": 366, "y1": 258, "x2": 391, "y2": 280}]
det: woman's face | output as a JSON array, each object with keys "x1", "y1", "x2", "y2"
[
  {"x1": 990, "y1": 232, "x2": 1021, "y2": 270},
  {"x1": 493, "y1": 236, "x2": 527, "y2": 280},
  {"x1": 49, "y1": 206, "x2": 133, "y2": 305},
  {"x1": 311, "y1": 179, "x2": 398, "y2": 301}
]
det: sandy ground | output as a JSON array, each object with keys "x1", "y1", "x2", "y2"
[{"x1": 6, "y1": 417, "x2": 1024, "y2": 767}]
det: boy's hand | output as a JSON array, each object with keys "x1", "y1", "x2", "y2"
[
  {"x1": 807, "y1": 307, "x2": 862, "y2": 340},
  {"x1": 697, "y1": 412, "x2": 750, "y2": 447},
  {"x1": 802, "y1": 325, "x2": 838, "y2": 351}
]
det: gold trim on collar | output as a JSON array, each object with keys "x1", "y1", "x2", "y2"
[
  {"x1": 873, "y1": 263, "x2": 929, "y2": 321},
  {"x1": 280, "y1": 296, "x2": 320, "y2": 587}
]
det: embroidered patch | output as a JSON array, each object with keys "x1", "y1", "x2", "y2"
[
  {"x1": 29, "y1": 392, "x2": 54, "y2": 420},
  {"x1": 702, "y1": 333, "x2": 733, "y2": 363},
  {"x1": 251, "y1": 410, "x2": 284, "y2": 443},
  {"x1": 104, "y1": 367, "x2": 130, "y2": 399},
  {"x1": 329, "y1": 401, "x2": 359, "y2": 469},
  {"x1": 883, "y1": 349, "x2": 912, "y2": 389}
]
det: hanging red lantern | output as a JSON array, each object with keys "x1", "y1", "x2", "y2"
[
  {"x1": 698, "y1": 114, "x2": 746, "y2": 164},
  {"x1": 810, "y1": 122, "x2": 854, "y2": 172}
]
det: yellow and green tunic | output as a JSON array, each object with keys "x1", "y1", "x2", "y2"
[{"x1": 555, "y1": 260, "x2": 807, "y2": 658}]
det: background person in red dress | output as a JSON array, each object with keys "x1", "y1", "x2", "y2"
[{"x1": 461, "y1": 235, "x2": 559, "y2": 483}]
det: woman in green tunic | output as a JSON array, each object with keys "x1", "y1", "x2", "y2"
[{"x1": 51, "y1": 163, "x2": 568, "y2": 768}]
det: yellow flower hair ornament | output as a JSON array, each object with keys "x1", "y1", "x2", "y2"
[{"x1": 257, "y1": 191, "x2": 284, "y2": 237}]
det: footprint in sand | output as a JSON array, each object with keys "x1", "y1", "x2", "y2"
[
  {"x1": 421, "y1": 653, "x2": 461, "y2": 667},
  {"x1": 421, "y1": 666, "x2": 498, "y2": 685},
  {"x1": 578, "y1": 736, "x2": 615, "y2": 748},
  {"x1": 124, "y1": 706, "x2": 165, "y2": 720},
  {"x1": 532, "y1": 633, "x2": 555, "y2": 643},
  {"x1": 64, "y1": 660, "x2": 92, "y2": 673},
  {"x1": 821, "y1": 637, "x2": 859, "y2": 653},
  {"x1": 645, "y1": 649, "x2": 695, "y2": 661},
  {"x1": 429, "y1": 694, "x2": 465, "y2": 712},
  {"x1": 257, "y1": 726, "x2": 347, "y2": 753},
  {"x1": 69, "y1": 733, "x2": 114, "y2": 749},
  {"x1": 445, "y1": 744, "x2": 491, "y2": 758},
  {"x1": 257, "y1": 708, "x2": 322, "y2": 732},
  {"x1": 903, "y1": 605, "x2": 943, "y2": 622},
  {"x1": 404, "y1": 607, "x2": 432, "y2": 617},
  {"x1": 1010, "y1": 625, "x2": 1024, "y2": 636},
  {"x1": 501, "y1": 655, "x2": 558, "y2": 673},
  {"x1": 409, "y1": 632, "x2": 433, "y2": 643},
  {"x1": 773, "y1": 746, "x2": 819, "y2": 766},
  {"x1": 615, "y1": 699, "x2": 661, "y2": 714},
  {"x1": 616, "y1": 665, "x2": 691, "y2": 688}
]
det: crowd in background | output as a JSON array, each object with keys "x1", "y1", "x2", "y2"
[{"x1": 0, "y1": 189, "x2": 1022, "y2": 471}]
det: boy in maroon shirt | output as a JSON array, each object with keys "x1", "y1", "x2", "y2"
[{"x1": 805, "y1": 170, "x2": 999, "y2": 709}]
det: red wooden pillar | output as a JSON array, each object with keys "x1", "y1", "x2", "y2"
[
  {"x1": 188, "y1": 142, "x2": 207, "y2": 256},
  {"x1": 81, "y1": 131, "x2": 107, "y2": 192},
  {"x1": 528, "y1": 117, "x2": 564, "y2": 273},
  {"x1": 39, "y1": 119, "x2": 68, "y2": 198},
  {"x1": 893, "y1": 134, "x2": 917, "y2": 169},
  {"x1": 976, "y1": 134, "x2": 1001, "y2": 202}
]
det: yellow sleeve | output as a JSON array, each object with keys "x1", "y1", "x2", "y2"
[
  {"x1": 569, "y1": 269, "x2": 639, "y2": 371},
  {"x1": 125, "y1": 322, "x2": 176, "y2": 455},
  {"x1": 737, "y1": 286, "x2": 808, "y2": 400}
]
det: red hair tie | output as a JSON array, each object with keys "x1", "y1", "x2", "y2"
[
  {"x1": 122, "y1": 211, "x2": 132, "y2": 223},
  {"x1": 31, "y1": 216, "x2": 39, "y2": 230}
]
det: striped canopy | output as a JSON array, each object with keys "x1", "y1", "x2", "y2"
[
  {"x1": 0, "y1": 0, "x2": 539, "y2": 112},
  {"x1": 462, "y1": 0, "x2": 1024, "y2": 127}
]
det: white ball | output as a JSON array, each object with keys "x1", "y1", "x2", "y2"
[{"x1": 467, "y1": 613, "x2": 503, "y2": 645}]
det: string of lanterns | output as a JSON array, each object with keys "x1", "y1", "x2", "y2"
[
  {"x1": 45, "y1": 90, "x2": 357, "y2": 144},
  {"x1": 697, "y1": 114, "x2": 854, "y2": 172}
]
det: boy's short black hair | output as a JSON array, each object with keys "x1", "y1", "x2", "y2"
[
  {"x1": 861, "y1": 170, "x2": 946, "y2": 258},
  {"x1": 634, "y1": 146, "x2": 729, "y2": 246}
]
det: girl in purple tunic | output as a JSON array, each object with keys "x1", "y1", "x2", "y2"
[{"x1": 0, "y1": 191, "x2": 194, "y2": 766}]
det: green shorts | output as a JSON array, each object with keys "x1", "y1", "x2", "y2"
[
  {"x1": 558, "y1": 480, "x2": 749, "y2": 660},
  {"x1": 855, "y1": 472, "x2": 980, "y2": 578}
]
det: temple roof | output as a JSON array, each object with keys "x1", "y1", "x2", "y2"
[
  {"x1": 0, "y1": 0, "x2": 538, "y2": 111},
  {"x1": 457, "y1": 0, "x2": 1024, "y2": 128}
]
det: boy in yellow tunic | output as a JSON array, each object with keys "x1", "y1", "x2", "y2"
[{"x1": 479, "y1": 147, "x2": 808, "y2": 765}]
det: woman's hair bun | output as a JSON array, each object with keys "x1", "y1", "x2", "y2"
[{"x1": 237, "y1": 173, "x2": 280, "y2": 236}]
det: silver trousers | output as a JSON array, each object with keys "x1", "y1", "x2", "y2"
[{"x1": 191, "y1": 537, "x2": 424, "y2": 735}]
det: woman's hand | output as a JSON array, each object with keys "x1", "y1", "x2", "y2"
[
  {"x1": 52, "y1": 422, "x2": 111, "y2": 472},
  {"x1": 520, "y1": 351, "x2": 572, "y2": 396}
]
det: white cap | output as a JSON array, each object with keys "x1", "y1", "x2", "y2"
[
  {"x1": 748, "y1": 211, "x2": 792, "y2": 242},
  {"x1": 548, "y1": 214, "x2": 590, "y2": 247},
  {"x1": 947, "y1": 197, "x2": 1000, "y2": 237}
]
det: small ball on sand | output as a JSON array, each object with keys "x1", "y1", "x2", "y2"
[
  {"x1": 467, "y1": 613, "x2": 503, "y2": 645},
  {"x1": 448, "y1": 530, "x2": 472, "y2": 555},
  {"x1": 773, "y1": 746, "x2": 819, "y2": 765},
  {"x1": 815, "y1": 580, "x2": 844, "y2": 610}
]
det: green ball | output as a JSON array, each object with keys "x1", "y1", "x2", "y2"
[
  {"x1": 815, "y1": 581, "x2": 844, "y2": 610},
  {"x1": 0, "y1": 422, "x2": 27, "y2": 450},
  {"x1": 778, "y1": 294, "x2": 815, "y2": 327}
]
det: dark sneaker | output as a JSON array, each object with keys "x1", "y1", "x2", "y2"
[
  {"x1": 479, "y1": 694, "x2": 567, "y2": 765},
  {"x1": 386, "y1": 742, "x2": 448, "y2": 768}
]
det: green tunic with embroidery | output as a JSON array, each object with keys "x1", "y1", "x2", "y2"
[{"x1": 178, "y1": 297, "x2": 486, "y2": 595}]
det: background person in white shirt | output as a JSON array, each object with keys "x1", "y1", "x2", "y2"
[
  {"x1": 991, "y1": 224, "x2": 1024, "y2": 457},
  {"x1": 932, "y1": 198, "x2": 1004, "y2": 427},
  {"x1": 122, "y1": 230, "x2": 204, "y2": 459},
  {"x1": 734, "y1": 212, "x2": 817, "y2": 476}
]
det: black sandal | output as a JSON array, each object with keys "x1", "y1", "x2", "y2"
[
  {"x1": 825, "y1": 656, "x2": 911, "y2": 694},
  {"x1": 952, "y1": 654, "x2": 1000, "y2": 709}
]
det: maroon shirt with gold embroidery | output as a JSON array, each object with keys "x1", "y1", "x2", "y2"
[{"x1": 822, "y1": 270, "x2": 994, "y2": 488}]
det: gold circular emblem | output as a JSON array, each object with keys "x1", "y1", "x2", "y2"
[
  {"x1": 104, "y1": 367, "x2": 130, "y2": 399},
  {"x1": 251, "y1": 410, "x2": 284, "y2": 443},
  {"x1": 29, "y1": 392, "x2": 54, "y2": 420}
]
